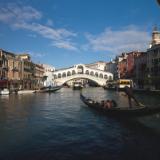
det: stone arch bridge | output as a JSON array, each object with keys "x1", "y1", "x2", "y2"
[{"x1": 53, "y1": 64, "x2": 113, "y2": 86}]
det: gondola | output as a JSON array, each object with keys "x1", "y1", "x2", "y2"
[
  {"x1": 39, "y1": 85, "x2": 62, "y2": 93},
  {"x1": 80, "y1": 93, "x2": 160, "y2": 117}
]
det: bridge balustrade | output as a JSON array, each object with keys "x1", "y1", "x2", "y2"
[{"x1": 53, "y1": 71, "x2": 112, "y2": 80}]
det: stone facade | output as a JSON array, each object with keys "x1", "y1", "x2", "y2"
[
  {"x1": 0, "y1": 49, "x2": 22, "y2": 89},
  {"x1": 42, "y1": 64, "x2": 55, "y2": 87},
  {"x1": 147, "y1": 44, "x2": 160, "y2": 89},
  {"x1": 0, "y1": 50, "x2": 45, "y2": 90},
  {"x1": 85, "y1": 61, "x2": 107, "y2": 71},
  {"x1": 34, "y1": 64, "x2": 44, "y2": 89},
  {"x1": 134, "y1": 52, "x2": 147, "y2": 88}
]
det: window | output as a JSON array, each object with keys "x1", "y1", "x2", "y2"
[
  {"x1": 95, "y1": 72, "x2": 98, "y2": 77},
  {"x1": 85, "y1": 70, "x2": 89, "y2": 75},
  {"x1": 67, "y1": 71, "x2": 71, "y2": 76},
  {"x1": 58, "y1": 73, "x2": 61, "y2": 78},
  {"x1": 104, "y1": 75, "x2": 108, "y2": 79},
  {"x1": 62, "y1": 72, "x2": 66, "y2": 77},
  {"x1": 72, "y1": 70, "x2": 76, "y2": 75},
  {"x1": 90, "y1": 71, "x2": 94, "y2": 76},
  {"x1": 99, "y1": 74, "x2": 103, "y2": 78}
]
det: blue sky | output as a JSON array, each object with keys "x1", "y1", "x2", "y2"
[{"x1": 0, "y1": 0, "x2": 160, "y2": 68}]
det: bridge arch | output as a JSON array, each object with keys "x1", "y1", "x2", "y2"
[
  {"x1": 53, "y1": 63, "x2": 113, "y2": 86},
  {"x1": 99, "y1": 73, "x2": 103, "y2": 78},
  {"x1": 72, "y1": 70, "x2": 76, "y2": 75},
  {"x1": 76, "y1": 65, "x2": 84, "y2": 74},
  {"x1": 85, "y1": 70, "x2": 89, "y2": 75},
  {"x1": 95, "y1": 72, "x2": 98, "y2": 77},
  {"x1": 62, "y1": 72, "x2": 66, "y2": 77},
  {"x1": 58, "y1": 73, "x2": 61, "y2": 78},
  {"x1": 59, "y1": 76, "x2": 101, "y2": 86},
  {"x1": 67, "y1": 71, "x2": 71, "y2": 76},
  {"x1": 90, "y1": 71, "x2": 94, "y2": 76},
  {"x1": 54, "y1": 74, "x2": 111, "y2": 86}
]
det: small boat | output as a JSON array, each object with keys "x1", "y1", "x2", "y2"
[
  {"x1": 73, "y1": 82, "x2": 83, "y2": 90},
  {"x1": 17, "y1": 90, "x2": 35, "y2": 94},
  {"x1": 39, "y1": 85, "x2": 62, "y2": 93},
  {"x1": 80, "y1": 93, "x2": 160, "y2": 118},
  {"x1": 0, "y1": 88, "x2": 10, "y2": 95}
]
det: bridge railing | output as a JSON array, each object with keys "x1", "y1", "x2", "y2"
[{"x1": 53, "y1": 72, "x2": 112, "y2": 81}]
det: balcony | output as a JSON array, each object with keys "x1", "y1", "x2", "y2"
[
  {"x1": 2, "y1": 66, "x2": 9, "y2": 71},
  {"x1": 12, "y1": 67, "x2": 19, "y2": 72}
]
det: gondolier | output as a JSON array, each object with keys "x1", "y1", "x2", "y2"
[
  {"x1": 124, "y1": 86, "x2": 140, "y2": 108},
  {"x1": 80, "y1": 93, "x2": 160, "y2": 118}
]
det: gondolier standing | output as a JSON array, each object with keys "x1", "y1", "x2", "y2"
[{"x1": 124, "y1": 86, "x2": 140, "y2": 108}]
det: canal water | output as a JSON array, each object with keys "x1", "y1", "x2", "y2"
[{"x1": 0, "y1": 87, "x2": 160, "y2": 160}]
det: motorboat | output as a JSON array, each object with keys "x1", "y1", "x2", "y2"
[
  {"x1": 0, "y1": 88, "x2": 10, "y2": 95},
  {"x1": 73, "y1": 82, "x2": 83, "y2": 90},
  {"x1": 17, "y1": 90, "x2": 35, "y2": 94}
]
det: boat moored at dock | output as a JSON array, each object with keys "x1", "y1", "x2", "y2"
[
  {"x1": 17, "y1": 90, "x2": 35, "y2": 94},
  {"x1": 0, "y1": 88, "x2": 10, "y2": 95}
]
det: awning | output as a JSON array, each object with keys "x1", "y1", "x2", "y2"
[{"x1": 0, "y1": 80, "x2": 8, "y2": 87}]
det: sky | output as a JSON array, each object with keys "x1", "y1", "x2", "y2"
[{"x1": 0, "y1": 0, "x2": 160, "y2": 69}]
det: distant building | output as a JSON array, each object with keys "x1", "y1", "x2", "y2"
[
  {"x1": 115, "y1": 51, "x2": 144, "y2": 81},
  {"x1": 42, "y1": 64, "x2": 55, "y2": 86},
  {"x1": 134, "y1": 52, "x2": 147, "y2": 88},
  {"x1": 115, "y1": 53, "x2": 127, "y2": 79},
  {"x1": 0, "y1": 49, "x2": 22, "y2": 89},
  {"x1": 147, "y1": 44, "x2": 160, "y2": 89},
  {"x1": 150, "y1": 26, "x2": 160, "y2": 47},
  {"x1": 33, "y1": 64, "x2": 44, "y2": 89},
  {"x1": 85, "y1": 61, "x2": 107, "y2": 71},
  {"x1": 105, "y1": 60, "x2": 116, "y2": 79},
  {"x1": 18, "y1": 54, "x2": 35, "y2": 89},
  {"x1": 126, "y1": 51, "x2": 143, "y2": 79}
]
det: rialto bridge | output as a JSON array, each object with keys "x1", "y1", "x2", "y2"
[{"x1": 53, "y1": 64, "x2": 113, "y2": 86}]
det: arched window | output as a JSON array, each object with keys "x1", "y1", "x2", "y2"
[
  {"x1": 90, "y1": 71, "x2": 94, "y2": 76},
  {"x1": 85, "y1": 70, "x2": 89, "y2": 75},
  {"x1": 99, "y1": 73, "x2": 103, "y2": 78},
  {"x1": 95, "y1": 72, "x2": 98, "y2": 77},
  {"x1": 104, "y1": 75, "x2": 108, "y2": 79},
  {"x1": 109, "y1": 76, "x2": 112, "y2": 80},
  {"x1": 58, "y1": 73, "x2": 61, "y2": 78},
  {"x1": 54, "y1": 75, "x2": 57, "y2": 79},
  {"x1": 72, "y1": 70, "x2": 76, "y2": 75},
  {"x1": 62, "y1": 72, "x2": 66, "y2": 77},
  {"x1": 67, "y1": 71, "x2": 71, "y2": 76},
  {"x1": 77, "y1": 65, "x2": 84, "y2": 74}
]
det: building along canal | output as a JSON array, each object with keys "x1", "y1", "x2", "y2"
[{"x1": 0, "y1": 87, "x2": 160, "y2": 160}]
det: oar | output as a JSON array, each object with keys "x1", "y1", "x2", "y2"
[{"x1": 121, "y1": 93, "x2": 145, "y2": 107}]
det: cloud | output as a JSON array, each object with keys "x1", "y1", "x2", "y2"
[
  {"x1": 30, "y1": 52, "x2": 46, "y2": 58},
  {"x1": 0, "y1": 3, "x2": 42, "y2": 23},
  {"x1": 52, "y1": 41, "x2": 78, "y2": 51},
  {"x1": 46, "y1": 19, "x2": 54, "y2": 26},
  {"x1": 14, "y1": 22, "x2": 77, "y2": 41},
  {"x1": 0, "y1": 3, "x2": 78, "y2": 51},
  {"x1": 85, "y1": 25, "x2": 150, "y2": 55}
]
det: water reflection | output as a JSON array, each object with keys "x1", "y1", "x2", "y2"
[{"x1": 0, "y1": 87, "x2": 160, "y2": 160}]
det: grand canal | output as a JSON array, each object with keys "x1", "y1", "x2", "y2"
[{"x1": 0, "y1": 87, "x2": 160, "y2": 160}]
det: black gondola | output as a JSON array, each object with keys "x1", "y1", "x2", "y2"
[
  {"x1": 80, "y1": 93, "x2": 160, "y2": 118},
  {"x1": 40, "y1": 85, "x2": 62, "y2": 93}
]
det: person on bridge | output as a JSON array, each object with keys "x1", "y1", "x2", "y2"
[{"x1": 124, "y1": 86, "x2": 140, "y2": 108}]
